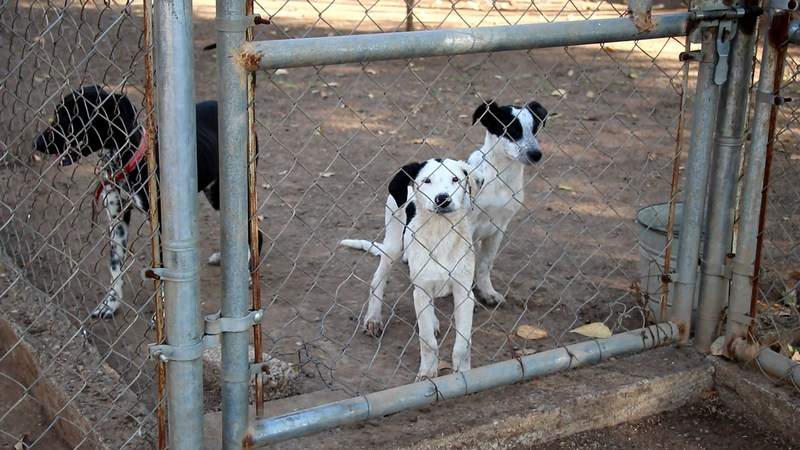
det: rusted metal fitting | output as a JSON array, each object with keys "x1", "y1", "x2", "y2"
[
  {"x1": 774, "y1": 95, "x2": 792, "y2": 105},
  {"x1": 679, "y1": 50, "x2": 703, "y2": 62}
]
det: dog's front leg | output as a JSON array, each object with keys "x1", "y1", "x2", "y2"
[
  {"x1": 93, "y1": 188, "x2": 130, "y2": 319},
  {"x1": 414, "y1": 287, "x2": 438, "y2": 381},
  {"x1": 451, "y1": 283, "x2": 474, "y2": 373},
  {"x1": 474, "y1": 230, "x2": 506, "y2": 306}
]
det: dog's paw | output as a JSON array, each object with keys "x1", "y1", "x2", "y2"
[
  {"x1": 414, "y1": 367, "x2": 438, "y2": 382},
  {"x1": 208, "y1": 252, "x2": 221, "y2": 266},
  {"x1": 363, "y1": 319, "x2": 384, "y2": 337},
  {"x1": 91, "y1": 293, "x2": 119, "y2": 320},
  {"x1": 474, "y1": 287, "x2": 505, "y2": 307}
]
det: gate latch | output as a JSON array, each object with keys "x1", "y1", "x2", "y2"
[{"x1": 714, "y1": 20, "x2": 737, "y2": 85}]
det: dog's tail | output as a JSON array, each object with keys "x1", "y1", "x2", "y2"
[{"x1": 339, "y1": 239, "x2": 384, "y2": 256}]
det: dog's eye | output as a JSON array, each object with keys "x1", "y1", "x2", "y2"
[
  {"x1": 452, "y1": 176, "x2": 459, "y2": 183},
  {"x1": 422, "y1": 178, "x2": 431, "y2": 184}
]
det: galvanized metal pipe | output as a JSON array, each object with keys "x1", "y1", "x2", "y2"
[
  {"x1": 217, "y1": 0, "x2": 253, "y2": 447},
  {"x1": 672, "y1": 28, "x2": 721, "y2": 342},
  {"x1": 695, "y1": 14, "x2": 759, "y2": 352},
  {"x1": 241, "y1": 13, "x2": 694, "y2": 70},
  {"x1": 244, "y1": 323, "x2": 679, "y2": 447},
  {"x1": 153, "y1": 0, "x2": 203, "y2": 447},
  {"x1": 732, "y1": 338, "x2": 800, "y2": 387},
  {"x1": 726, "y1": 11, "x2": 790, "y2": 342}
]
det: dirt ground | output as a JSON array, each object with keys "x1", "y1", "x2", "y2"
[
  {"x1": 543, "y1": 399, "x2": 795, "y2": 450},
  {"x1": 1, "y1": 0, "x2": 800, "y2": 447}
]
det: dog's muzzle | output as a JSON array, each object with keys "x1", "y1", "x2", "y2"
[
  {"x1": 517, "y1": 146, "x2": 543, "y2": 165},
  {"x1": 34, "y1": 131, "x2": 82, "y2": 166},
  {"x1": 434, "y1": 194, "x2": 453, "y2": 214}
]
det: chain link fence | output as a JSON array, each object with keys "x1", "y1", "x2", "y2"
[
  {"x1": 245, "y1": 0, "x2": 692, "y2": 397},
  {"x1": 0, "y1": 0, "x2": 160, "y2": 447},
  {"x1": 2, "y1": 0, "x2": 799, "y2": 447}
]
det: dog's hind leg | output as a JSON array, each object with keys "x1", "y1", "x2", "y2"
[
  {"x1": 363, "y1": 197, "x2": 405, "y2": 337},
  {"x1": 451, "y1": 283, "x2": 474, "y2": 373},
  {"x1": 93, "y1": 187, "x2": 130, "y2": 319},
  {"x1": 413, "y1": 287, "x2": 439, "y2": 381},
  {"x1": 474, "y1": 230, "x2": 506, "y2": 307}
]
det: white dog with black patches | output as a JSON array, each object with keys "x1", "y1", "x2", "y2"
[
  {"x1": 344, "y1": 158, "x2": 481, "y2": 380},
  {"x1": 341, "y1": 100, "x2": 547, "y2": 344}
]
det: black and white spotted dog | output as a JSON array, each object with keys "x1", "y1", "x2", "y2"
[
  {"x1": 34, "y1": 85, "x2": 260, "y2": 319},
  {"x1": 341, "y1": 99, "x2": 547, "y2": 336}
]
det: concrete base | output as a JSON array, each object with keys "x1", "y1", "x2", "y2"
[
  {"x1": 712, "y1": 356, "x2": 800, "y2": 444},
  {"x1": 205, "y1": 347, "x2": 713, "y2": 449}
]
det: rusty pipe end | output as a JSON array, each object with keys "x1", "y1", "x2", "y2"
[{"x1": 236, "y1": 42, "x2": 263, "y2": 72}]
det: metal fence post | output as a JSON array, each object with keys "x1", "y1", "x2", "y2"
[
  {"x1": 217, "y1": 0, "x2": 252, "y2": 447},
  {"x1": 726, "y1": 9, "x2": 791, "y2": 344},
  {"x1": 694, "y1": 12, "x2": 759, "y2": 352},
  {"x1": 671, "y1": 26, "x2": 721, "y2": 342},
  {"x1": 153, "y1": 0, "x2": 204, "y2": 446}
]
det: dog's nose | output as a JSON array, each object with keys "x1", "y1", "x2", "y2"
[
  {"x1": 435, "y1": 194, "x2": 451, "y2": 208},
  {"x1": 527, "y1": 149, "x2": 542, "y2": 163}
]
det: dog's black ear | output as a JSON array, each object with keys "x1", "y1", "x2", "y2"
[
  {"x1": 388, "y1": 161, "x2": 425, "y2": 208},
  {"x1": 472, "y1": 99, "x2": 499, "y2": 125},
  {"x1": 527, "y1": 101, "x2": 548, "y2": 128},
  {"x1": 472, "y1": 100, "x2": 511, "y2": 137}
]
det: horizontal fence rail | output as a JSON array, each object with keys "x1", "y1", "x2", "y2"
[
  {"x1": 240, "y1": 11, "x2": 740, "y2": 70},
  {"x1": 244, "y1": 322, "x2": 679, "y2": 447}
]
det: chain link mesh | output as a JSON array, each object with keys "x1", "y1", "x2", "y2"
[
  {"x1": 0, "y1": 0, "x2": 160, "y2": 447},
  {"x1": 246, "y1": 0, "x2": 692, "y2": 397}
]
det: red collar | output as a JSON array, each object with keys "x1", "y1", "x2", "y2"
[
  {"x1": 93, "y1": 128, "x2": 148, "y2": 204},
  {"x1": 122, "y1": 128, "x2": 148, "y2": 174}
]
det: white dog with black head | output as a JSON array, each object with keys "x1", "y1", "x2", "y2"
[
  {"x1": 346, "y1": 158, "x2": 482, "y2": 380},
  {"x1": 341, "y1": 100, "x2": 547, "y2": 341}
]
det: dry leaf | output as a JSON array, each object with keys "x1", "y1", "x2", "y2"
[
  {"x1": 410, "y1": 138, "x2": 425, "y2": 145},
  {"x1": 326, "y1": 81, "x2": 340, "y2": 87},
  {"x1": 567, "y1": 69, "x2": 575, "y2": 77},
  {"x1": 273, "y1": 68, "x2": 288, "y2": 75},
  {"x1": 438, "y1": 360, "x2": 453, "y2": 372},
  {"x1": 278, "y1": 169, "x2": 289, "y2": 176},
  {"x1": 628, "y1": 71, "x2": 639, "y2": 79},
  {"x1": 647, "y1": 152, "x2": 657, "y2": 161},
  {"x1": 365, "y1": 68, "x2": 378, "y2": 75},
  {"x1": 516, "y1": 324, "x2": 548, "y2": 340},
  {"x1": 558, "y1": 184, "x2": 574, "y2": 192},
  {"x1": 790, "y1": 154, "x2": 800, "y2": 160},
  {"x1": 319, "y1": 171, "x2": 335, "y2": 178},
  {"x1": 570, "y1": 322, "x2": 612, "y2": 339},
  {"x1": 710, "y1": 336, "x2": 726, "y2": 356},
  {"x1": 550, "y1": 88, "x2": 568, "y2": 98},
  {"x1": 792, "y1": 351, "x2": 800, "y2": 363},
  {"x1": 585, "y1": 90, "x2": 595, "y2": 99}
]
